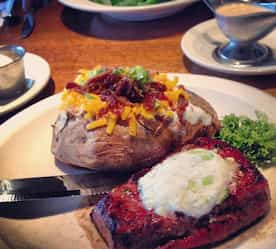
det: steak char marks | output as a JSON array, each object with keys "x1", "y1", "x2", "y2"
[{"x1": 91, "y1": 138, "x2": 271, "y2": 249}]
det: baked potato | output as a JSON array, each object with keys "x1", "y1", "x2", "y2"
[{"x1": 51, "y1": 66, "x2": 220, "y2": 171}]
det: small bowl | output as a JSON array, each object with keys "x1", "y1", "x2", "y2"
[{"x1": 0, "y1": 45, "x2": 26, "y2": 99}]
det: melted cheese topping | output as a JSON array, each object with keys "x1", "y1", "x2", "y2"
[
  {"x1": 61, "y1": 71, "x2": 190, "y2": 136},
  {"x1": 138, "y1": 149, "x2": 237, "y2": 218},
  {"x1": 183, "y1": 103, "x2": 212, "y2": 125}
]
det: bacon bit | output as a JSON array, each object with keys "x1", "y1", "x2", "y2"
[
  {"x1": 66, "y1": 82, "x2": 81, "y2": 90},
  {"x1": 154, "y1": 91, "x2": 167, "y2": 101},
  {"x1": 116, "y1": 96, "x2": 133, "y2": 106},
  {"x1": 103, "y1": 73, "x2": 122, "y2": 90},
  {"x1": 115, "y1": 77, "x2": 144, "y2": 103},
  {"x1": 177, "y1": 95, "x2": 188, "y2": 124},
  {"x1": 143, "y1": 93, "x2": 156, "y2": 110},
  {"x1": 87, "y1": 71, "x2": 112, "y2": 84},
  {"x1": 65, "y1": 82, "x2": 83, "y2": 94},
  {"x1": 149, "y1": 82, "x2": 167, "y2": 92},
  {"x1": 101, "y1": 90, "x2": 117, "y2": 108},
  {"x1": 98, "y1": 108, "x2": 109, "y2": 118},
  {"x1": 112, "y1": 103, "x2": 125, "y2": 116},
  {"x1": 83, "y1": 71, "x2": 114, "y2": 94}
]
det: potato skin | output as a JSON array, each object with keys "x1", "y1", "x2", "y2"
[
  {"x1": 51, "y1": 90, "x2": 220, "y2": 171},
  {"x1": 51, "y1": 115, "x2": 173, "y2": 171}
]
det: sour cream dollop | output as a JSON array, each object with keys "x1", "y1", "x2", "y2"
[
  {"x1": 183, "y1": 103, "x2": 212, "y2": 125},
  {"x1": 138, "y1": 149, "x2": 237, "y2": 218}
]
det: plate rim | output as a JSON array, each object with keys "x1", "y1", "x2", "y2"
[
  {"x1": 58, "y1": 0, "x2": 197, "y2": 13},
  {"x1": 181, "y1": 19, "x2": 276, "y2": 76},
  {"x1": 1, "y1": 73, "x2": 276, "y2": 142},
  {"x1": 0, "y1": 52, "x2": 51, "y2": 116}
]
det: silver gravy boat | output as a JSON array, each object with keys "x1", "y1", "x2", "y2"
[{"x1": 203, "y1": 0, "x2": 276, "y2": 67}]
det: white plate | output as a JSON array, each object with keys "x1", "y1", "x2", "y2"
[
  {"x1": 58, "y1": 0, "x2": 197, "y2": 21},
  {"x1": 181, "y1": 19, "x2": 276, "y2": 75},
  {"x1": 0, "y1": 52, "x2": 50, "y2": 116},
  {"x1": 0, "y1": 74, "x2": 276, "y2": 249}
]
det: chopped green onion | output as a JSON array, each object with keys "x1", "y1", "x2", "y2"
[
  {"x1": 202, "y1": 175, "x2": 214, "y2": 186},
  {"x1": 113, "y1": 67, "x2": 126, "y2": 76},
  {"x1": 190, "y1": 149, "x2": 214, "y2": 160},
  {"x1": 187, "y1": 179, "x2": 197, "y2": 191},
  {"x1": 128, "y1": 66, "x2": 150, "y2": 87}
]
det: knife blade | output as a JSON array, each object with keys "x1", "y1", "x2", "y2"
[{"x1": 0, "y1": 172, "x2": 131, "y2": 205}]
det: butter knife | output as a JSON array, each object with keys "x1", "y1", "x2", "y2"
[{"x1": 0, "y1": 172, "x2": 130, "y2": 205}]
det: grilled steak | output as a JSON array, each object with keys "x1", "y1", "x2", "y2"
[{"x1": 91, "y1": 137, "x2": 271, "y2": 249}]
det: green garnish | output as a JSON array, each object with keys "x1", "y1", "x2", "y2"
[
  {"x1": 128, "y1": 66, "x2": 150, "y2": 87},
  {"x1": 216, "y1": 111, "x2": 276, "y2": 167},
  {"x1": 90, "y1": 67, "x2": 105, "y2": 77},
  {"x1": 187, "y1": 179, "x2": 197, "y2": 191},
  {"x1": 113, "y1": 66, "x2": 150, "y2": 88},
  {"x1": 190, "y1": 149, "x2": 214, "y2": 160},
  {"x1": 113, "y1": 67, "x2": 126, "y2": 76},
  {"x1": 202, "y1": 175, "x2": 214, "y2": 186},
  {"x1": 201, "y1": 153, "x2": 214, "y2": 161}
]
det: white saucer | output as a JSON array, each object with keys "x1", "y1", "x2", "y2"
[
  {"x1": 181, "y1": 19, "x2": 276, "y2": 75},
  {"x1": 0, "y1": 52, "x2": 50, "y2": 116}
]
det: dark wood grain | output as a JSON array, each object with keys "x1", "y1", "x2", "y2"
[{"x1": 0, "y1": 0, "x2": 276, "y2": 124}]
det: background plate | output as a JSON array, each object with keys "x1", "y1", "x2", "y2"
[
  {"x1": 181, "y1": 19, "x2": 276, "y2": 75},
  {"x1": 0, "y1": 53, "x2": 50, "y2": 116},
  {"x1": 0, "y1": 74, "x2": 276, "y2": 249},
  {"x1": 58, "y1": 0, "x2": 198, "y2": 21}
]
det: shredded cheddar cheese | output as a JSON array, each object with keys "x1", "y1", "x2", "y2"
[
  {"x1": 106, "y1": 113, "x2": 118, "y2": 135},
  {"x1": 165, "y1": 88, "x2": 189, "y2": 104},
  {"x1": 140, "y1": 106, "x2": 154, "y2": 120},
  {"x1": 61, "y1": 70, "x2": 189, "y2": 136},
  {"x1": 121, "y1": 106, "x2": 131, "y2": 120},
  {"x1": 128, "y1": 113, "x2": 137, "y2": 136},
  {"x1": 87, "y1": 117, "x2": 107, "y2": 130},
  {"x1": 61, "y1": 90, "x2": 107, "y2": 119},
  {"x1": 153, "y1": 73, "x2": 178, "y2": 90}
]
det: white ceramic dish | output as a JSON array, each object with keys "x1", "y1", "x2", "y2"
[
  {"x1": 181, "y1": 19, "x2": 276, "y2": 75},
  {"x1": 58, "y1": 0, "x2": 197, "y2": 21},
  {"x1": 0, "y1": 73, "x2": 276, "y2": 249},
  {"x1": 0, "y1": 52, "x2": 50, "y2": 116}
]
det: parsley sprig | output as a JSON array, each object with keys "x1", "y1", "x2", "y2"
[{"x1": 217, "y1": 112, "x2": 276, "y2": 167}]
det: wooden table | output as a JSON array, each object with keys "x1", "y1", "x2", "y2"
[{"x1": 1, "y1": 0, "x2": 276, "y2": 123}]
